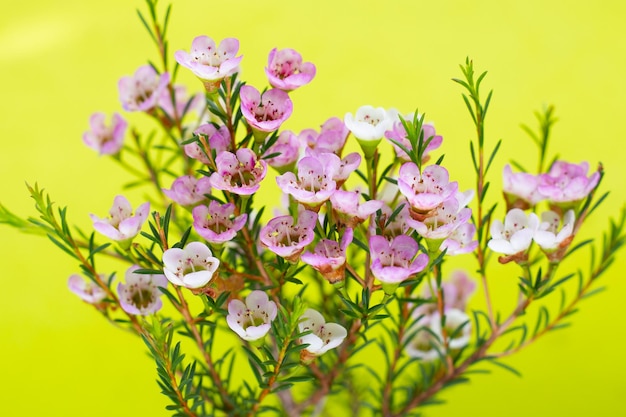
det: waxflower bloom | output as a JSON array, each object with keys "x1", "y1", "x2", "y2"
[
  {"x1": 440, "y1": 222, "x2": 478, "y2": 255},
  {"x1": 117, "y1": 265, "x2": 168, "y2": 316},
  {"x1": 276, "y1": 153, "x2": 340, "y2": 209},
  {"x1": 118, "y1": 65, "x2": 170, "y2": 112},
  {"x1": 210, "y1": 149, "x2": 267, "y2": 195},
  {"x1": 431, "y1": 309, "x2": 471, "y2": 350},
  {"x1": 174, "y1": 35, "x2": 243, "y2": 93},
  {"x1": 265, "y1": 47, "x2": 316, "y2": 91},
  {"x1": 369, "y1": 235, "x2": 429, "y2": 287},
  {"x1": 534, "y1": 210, "x2": 575, "y2": 258},
  {"x1": 263, "y1": 130, "x2": 301, "y2": 172},
  {"x1": 301, "y1": 228, "x2": 353, "y2": 284},
  {"x1": 192, "y1": 201, "x2": 248, "y2": 244},
  {"x1": 163, "y1": 175, "x2": 212, "y2": 207},
  {"x1": 409, "y1": 197, "x2": 472, "y2": 247},
  {"x1": 385, "y1": 114, "x2": 443, "y2": 162},
  {"x1": 404, "y1": 316, "x2": 442, "y2": 362},
  {"x1": 502, "y1": 165, "x2": 544, "y2": 210},
  {"x1": 300, "y1": 117, "x2": 350, "y2": 155},
  {"x1": 344, "y1": 105, "x2": 393, "y2": 158},
  {"x1": 82, "y1": 112, "x2": 127, "y2": 155},
  {"x1": 162, "y1": 241, "x2": 220, "y2": 289},
  {"x1": 90, "y1": 196, "x2": 150, "y2": 247},
  {"x1": 330, "y1": 190, "x2": 384, "y2": 228},
  {"x1": 298, "y1": 308, "x2": 347, "y2": 360},
  {"x1": 398, "y1": 164, "x2": 458, "y2": 217},
  {"x1": 260, "y1": 210, "x2": 318, "y2": 262},
  {"x1": 488, "y1": 208, "x2": 540, "y2": 261},
  {"x1": 185, "y1": 124, "x2": 231, "y2": 164},
  {"x1": 240, "y1": 85, "x2": 293, "y2": 137},
  {"x1": 68, "y1": 274, "x2": 107, "y2": 304},
  {"x1": 538, "y1": 161, "x2": 600, "y2": 207},
  {"x1": 226, "y1": 290, "x2": 277, "y2": 341}
]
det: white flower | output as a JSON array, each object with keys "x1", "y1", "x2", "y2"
[
  {"x1": 431, "y1": 309, "x2": 471, "y2": 350},
  {"x1": 534, "y1": 210, "x2": 575, "y2": 251},
  {"x1": 68, "y1": 274, "x2": 107, "y2": 304},
  {"x1": 162, "y1": 241, "x2": 220, "y2": 288},
  {"x1": 488, "y1": 208, "x2": 540, "y2": 255},
  {"x1": 344, "y1": 105, "x2": 393, "y2": 141},
  {"x1": 118, "y1": 265, "x2": 168, "y2": 316},
  {"x1": 298, "y1": 308, "x2": 347, "y2": 356},
  {"x1": 226, "y1": 291, "x2": 277, "y2": 341},
  {"x1": 404, "y1": 315, "x2": 442, "y2": 362}
]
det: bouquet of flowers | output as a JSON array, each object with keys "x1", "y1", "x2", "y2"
[{"x1": 2, "y1": 1, "x2": 624, "y2": 416}]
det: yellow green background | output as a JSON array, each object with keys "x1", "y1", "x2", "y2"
[{"x1": 2, "y1": 0, "x2": 625, "y2": 415}]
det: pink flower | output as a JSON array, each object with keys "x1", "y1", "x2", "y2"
[
  {"x1": 118, "y1": 265, "x2": 168, "y2": 315},
  {"x1": 118, "y1": 65, "x2": 170, "y2": 112},
  {"x1": 330, "y1": 190, "x2": 384, "y2": 228},
  {"x1": 398, "y1": 164, "x2": 458, "y2": 216},
  {"x1": 210, "y1": 149, "x2": 267, "y2": 195},
  {"x1": 408, "y1": 197, "x2": 472, "y2": 243},
  {"x1": 384, "y1": 113, "x2": 443, "y2": 162},
  {"x1": 441, "y1": 270, "x2": 476, "y2": 312},
  {"x1": 82, "y1": 112, "x2": 127, "y2": 155},
  {"x1": 372, "y1": 203, "x2": 412, "y2": 239},
  {"x1": 174, "y1": 36, "x2": 242, "y2": 93},
  {"x1": 538, "y1": 161, "x2": 600, "y2": 206},
  {"x1": 226, "y1": 290, "x2": 277, "y2": 341},
  {"x1": 300, "y1": 117, "x2": 350, "y2": 155},
  {"x1": 185, "y1": 124, "x2": 231, "y2": 164},
  {"x1": 68, "y1": 274, "x2": 107, "y2": 304},
  {"x1": 369, "y1": 234, "x2": 429, "y2": 285},
  {"x1": 90, "y1": 196, "x2": 150, "y2": 247},
  {"x1": 163, "y1": 175, "x2": 212, "y2": 207},
  {"x1": 263, "y1": 130, "x2": 301, "y2": 172},
  {"x1": 301, "y1": 228, "x2": 353, "y2": 283},
  {"x1": 276, "y1": 153, "x2": 340, "y2": 209},
  {"x1": 192, "y1": 201, "x2": 247, "y2": 244},
  {"x1": 240, "y1": 85, "x2": 293, "y2": 134},
  {"x1": 260, "y1": 210, "x2": 318, "y2": 261},
  {"x1": 502, "y1": 165, "x2": 544, "y2": 210},
  {"x1": 440, "y1": 222, "x2": 478, "y2": 255},
  {"x1": 162, "y1": 241, "x2": 220, "y2": 289},
  {"x1": 265, "y1": 47, "x2": 316, "y2": 91}
]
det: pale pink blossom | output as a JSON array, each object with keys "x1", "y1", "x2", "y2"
[
  {"x1": 240, "y1": 85, "x2": 293, "y2": 133},
  {"x1": 260, "y1": 210, "x2": 318, "y2": 261},
  {"x1": 440, "y1": 222, "x2": 478, "y2": 255},
  {"x1": 265, "y1": 48, "x2": 316, "y2": 91},
  {"x1": 163, "y1": 175, "x2": 212, "y2": 207},
  {"x1": 384, "y1": 113, "x2": 443, "y2": 162},
  {"x1": 118, "y1": 65, "x2": 170, "y2": 112},
  {"x1": 90, "y1": 196, "x2": 150, "y2": 246},
  {"x1": 534, "y1": 209, "x2": 575, "y2": 251},
  {"x1": 174, "y1": 36, "x2": 242, "y2": 92},
  {"x1": 488, "y1": 208, "x2": 540, "y2": 256},
  {"x1": 420, "y1": 270, "x2": 476, "y2": 313},
  {"x1": 538, "y1": 161, "x2": 600, "y2": 205},
  {"x1": 226, "y1": 291, "x2": 277, "y2": 341},
  {"x1": 298, "y1": 308, "x2": 347, "y2": 357},
  {"x1": 373, "y1": 203, "x2": 412, "y2": 239},
  {"x1": 263, "y1": 130, "x2": 301, "y2": 171},
  {"x1": 117, "y1": 265, "x2": 168, "y2": 315},
  {"x1": 502, "y1": 165, "x2": 544, "y2": 210},
  {"x1": 162, "y1": 241, "x2": 220, "y2": 289},
  {"x1": 330, "y1": 190, "x2": 384, "y2": 228},
  {"x1": 276, "y1": 153, "x2": 340, "y2": 209},
  {"x1": 301, "y1": 228, "x2": 353, "y2": 283},
  {"x1": 299, "y1": 117, "x2": 349, "y2": 155},
  {"x1": 398, "y1": 164, "x2": 458, "y2": 215},
  {"x1": 369, "y1": 234, "x2": 429, "y2": 284},
  {"x1": 185, "y1": 124, "x2": 231, "y2": 164},
  {"x1": 409, "y1": 197, "x2": 472, "y2": 243},
  {"x1": 82, "y1": 112, "x2": 127, "y2": 155},
  {"x1": 210, "y1": 149, "x2": 267, "y2": 195},
  {"x1": 192, "y1": 201, "x2": 247, "y2": 244},
  {"x1": 68, "y1": 274, "x2": 107, "y2": 304}
]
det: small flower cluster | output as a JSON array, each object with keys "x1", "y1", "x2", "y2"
[{"x1": 34, "y1": 5, "x2": 618, "y2": 416}]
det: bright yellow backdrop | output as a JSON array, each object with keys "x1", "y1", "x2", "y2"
[{"x1": 2, "y1": 0, "x2": 625, "y2": 415}]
